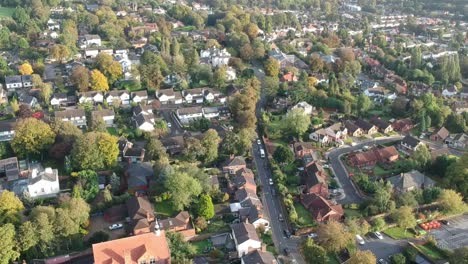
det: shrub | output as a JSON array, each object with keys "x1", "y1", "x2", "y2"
[{"x1": 87, "y1": 231, "x2": 109, "y2": 245}]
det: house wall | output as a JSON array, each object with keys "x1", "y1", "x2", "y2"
[
  {"x1": 28, "y1": 179, "x2": 60, "y2": 198},
  {"x1": 237, "y1": 240, "x2": 262, "y2": 257}
]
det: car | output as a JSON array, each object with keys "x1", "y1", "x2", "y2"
[
  {"x1": 323, "y1": 164, "x2": 330, "y2": 169},
  {"x1": 283, "y1": 229, "x2": 291, "y2": 238},
  {"x1": 278, "y1": 214, "x2": 284, "y2": 222},
  {"x1": 355, "y1": 234, "x2": 365, "y2": 245},
  {"x1": 373, "y1": 231, "x2": 384, "y2": 239},
  {"x1": 307, "y1": 233, "x2": 318, "y2": 239},
  {"x1": 271, "y1": 188, "x2": 276, "y2": 196},
  {"x1": 109, "y1": 223, "x2": 123, "y2": 230},
  {"x1": 269, "y1": 178, "x2": 274, "y2": 185},
  {"x1": 257, "y1": 139, "x2": 261, "y2": 145},
  {"x1": 167, "y1": 122, "x2": 172, "y2": 128},
  {"x1": 440, "y1": 220, "x2": 450, "y2": 225},
  {"x1": 378, "y1": 259, "x2": 388, "y2": 264},
  {"x1": 283, "y1": 248, "x2": 290, "y2": 256}
]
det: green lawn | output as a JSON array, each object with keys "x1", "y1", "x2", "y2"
[
  {"x1": 344, "y1": 208, "x2": 362, "y2": 218},
  {"x1": 154, "y1": 200, "x2": 177, "y2": 218},
  {"x1": 416, "y1": 243, "x2": 447, "y2": 260},
  {"x1": 174, "y1": 25, "x2": 195, "y2": 32},
  {"x1": 373, "y1": 165, "x2": 389, "y2": 176},
  {"x1": 191, "y1": 239, "x2": 211, "y2": 255},
  {"x1": 202, "y1": 219, "x2": 230, "y2": 234},
  {"x1": 294, "y1": 203, "x2": 316, "y2": 227},
  {"x1": 261, "y1": 232, "x2": 276, "y2": 254},
  {"x1": 383, "y1": 227, "x2": 414, "y2": 240},
  {"x1": 0, "y1": 7, "x2": 14, "y2": 18},
  {"x1": 107, "y1": 127, "x2": 118, "y2": 136}
]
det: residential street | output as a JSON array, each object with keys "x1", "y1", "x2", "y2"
[{"x1": 326, "y1": 136, "x2": 404, "y2": 204}]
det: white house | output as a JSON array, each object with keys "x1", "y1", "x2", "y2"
[
  {"x1": 92, "y1": 109, "x2": 115, "y2": 127},
  {"x1": 200, "y1": 47, "x2": 231, "y2": 67},
  {"x1": 4, "y1": 75, "x2": 32, "y2": 94},
  {"x1": 309, "y1": 123, "x2": 347, "y2": 145},
  {"x1": 106, "y1": 90, "x2": 130, "y2": 106},
  {"x1": 78, "y1": 91, "x2": 104, "y2": 105},
  {"x1": 18, "y1": 94, "x2": 38, "y2": 107},
  {"x1": 203, "y1": 88, "x2": 220, "y2": 102},
  {"x1": 133, "y1": 105, "x2": 155, "y2": 132},
  {"x1": 0, "y1": 120, "x2": 16, "y2": 142},
  {"x1": 83, "y1": 34, "x2": 102, "y2": 48},
  {"x1": 231, "y1": 223, "x2": 262, "y2": 257},
  {"x1": 55, "y1": 109, "x2": 87, "y2": 127},
  {"x1": 291, "y1": 101, "x2": 314, "y2": 115},
  {"x1": 364, "y1": 87, "x2": 397, "y2": 100},
  {"x1": 177, "y1": 106, "x2": 204, "y2": 124},
  {"x1": 27, "y1": 167, "x2": 60, "y2": 199},
  {"x1": 131, "y1": 90, "x2": 149, "y2": 104},
  {"x1": 183, "y1": 88, "x2": 204, "y2": 104},
  {"x1": 442, "y1": 86, "x2": 457, "y2": 98},
  {"x1": 47, "y1": 19, "x2": 60, "y2": 30},
  {"x1": 226, "y1": 67, "x2": 237, "y2": 81},
  {"x1": 202, "y1": 107, "x2": 220, "y2": 119},
  {"x1": 156, "y1": 88, "x2": 176, "y2": 104}
]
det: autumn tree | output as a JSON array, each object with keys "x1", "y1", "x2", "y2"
[
  {"x1": 347, "y1": 250, "x2": 376, "y2": 264},
  {"x1": 264, "y1": 57, "x2": 280, "y2": 77},
  {"x1": 95, "y1": 53, "x2": 123, "y2": 83},
  {"x1": 90, "y1": 69, "x2": 109, "y2": 91},
  {"x1": 18, "y1": 62, "x2": 33, "y2": 75},
  {"x1": 17, "y1": 221, "x2": 38, "y2": 252},
  {"x1": 196, "y1": 194, "x2": 215, "y2": 219},
  {"x1": 0, "y1": 223, "x2": 20, "y2": 264},
  {"x1": 302, "y1": 238, "x2": 327, "y2": 264},
  {"x1": 390, "y1": 206, "x2": 416, "y2": 233},
  {"x1": 11, "y1": 118, "x2": 55, "y2": 158},
  {"x1": 71, "y1": 132, "x2": 119, "y2": 170},
  {"x1": 316, "y1": 221, "x2": 354, "y2": 253},
  {"x1": 40, "y1": 82, "x2": 53, "y2": 104},
  {"x1": 71, "y1": 65, "x2": 90, "y2": 92},
  {"x1": 50, "y1": 44, "x2": 70, "y2": 63},
  {"x1": 200, "y1": 129, "x2": 221, "y2": 164},
  {"x1": 443, "y1": 153, "x2": 468, "y2": 198},
  {"x1": 146, "y1": 138, "x2": 168, "y2": 161},
  {"x1": 283, "y1": 108, "x2": 311, "y2": 139},
  {"x1": 0, "y1": 190, "x2": 24, "y2": 225},
  {"x1": 438, "y1": 189, "x2": 467, "y2": 214},
  {"x1": 240, "y1": 43, "x2": 254, "y2": 61}
]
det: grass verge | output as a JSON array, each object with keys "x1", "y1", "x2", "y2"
[{"x1": 383, "y1": 227, "x2": 414, "y2": 240}]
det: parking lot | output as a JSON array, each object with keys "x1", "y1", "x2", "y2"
[
  {"x1": 360, "y1": 233, "x2": 406, "y2": 260},
  {"x1": 429, "y1": 214, "x2": 468, "y2": 250}
]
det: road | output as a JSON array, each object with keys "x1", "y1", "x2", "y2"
[
  {"x1": 360, "y1": 233, "x2": 406, "y2": 260},
  {"x1": 327, "y1": 136, "x2": 404, "y2": 204}
]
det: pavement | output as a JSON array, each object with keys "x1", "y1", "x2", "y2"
[
  {"x1": 326, "y1": 136, "x2": 404, "y2": 204},
  {"x1": 429, "y1": 214, "x2": 468, "y2": 250},
  {"x1": 360, "y1": 233, "x2": 406, "y2": 260}
]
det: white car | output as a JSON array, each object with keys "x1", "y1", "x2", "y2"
[
  {"x1": 356, "y1": 234, "x2": 365, "y2": 245},
  {"x1": 257, "y1": 139, "x2": 261, "y2": 145},
  {"x1": 269, "y1": 178, "x2": 274, "y2": 185},
  {"x1": 167, "y1": 122, "x2": 172, "y2": 128},
  {"x1": 373, "y1": 231, "x2": 384, "y2": 239},
  {"x1": 307, "y1": 233, "x2": 318, "y2": 239},
  {"x1": 109, "y1": 223, "x2": 123, "y2": 230}
]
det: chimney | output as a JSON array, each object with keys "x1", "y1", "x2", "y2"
[
  {"x1": 124, "y1": 249, "x2": 131, "y2": 264},
  {"x1": 154, "y1": 219, "x2": 161, "y2": 236}
]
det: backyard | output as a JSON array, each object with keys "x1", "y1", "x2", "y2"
[
  {"x1": 191, "y1": 239, "x2": 212, "y2": 255},
  {"x1": 201, "y1": 218, "x2": 230, "y2": 234},
  {"x1": 154, "y1": 200, "x2": 177, "y2": 218},
  {"x1": 294, "y1": 203, "x2": 316, "y2": 227}
]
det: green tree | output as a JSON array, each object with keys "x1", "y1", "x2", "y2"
[
  {"x1": 449, "y1": 247, "x2": 468, "y2": 264},
  {"x1": 410, "y1": 47, "x2": 422, "y2": 69},
  {"x1": 283, "y1": 108, "x2": 311, "y2": 139},
  {"x1": 347, "y1": 250, "x2": 376, "y2": 264},
  {"x1": 146, "y1": 138, "x2": 168, "y2": 161},
  {"x1": 411, "y1": 144, "x2": 431, "y2": 170},
  {"x1": 213, "y1": 66, "x2": 227, "y2": 89},
  {"x1": 264, "y1": 57, "x2": 280, "y2": 77},
  {"x1": 197, "y1": 194, "x2": 215, "y2": 219},
  {"x1": 200, "y1": 129, "x2": 221, "y2": 164},
  {"x1": 273, "y1": 145, "x2": 294, "y2": 164},
  {"x1": 438, "y1": 189, "x2": 466, "y2": 214},
  {"x1": 164, "y1": 169, "x2": 202, "y2": 210},
  {"x1": 0, "y1": 223, "x2": 20, "y2": 264},
  {"x1": 371, "y1": 217, "x2": 386, "y2": 232},
  {"x1": 356, "y1": 94, "x2": 372, "y2": 116},
  {"x1": 75, "y1": 170, "x2": 100, "y2": 202},
  {"x1": 0, "y1": 191, "x2": 24, "y2": 225},
  {"x1": 302, "y1": 238, "x2": 327, "y2": 264},
  {"x1": 263, "y1": 76, "x2": 280, "y2": 99},
  {"x1": 71, "y1": 132, "x2": 118, "y2": 170},
  {"x1": 443, "y1": 154, "x2": 468, "y2": 198},
  {"x1": 317, "y1": 221, "x2": 354, "y2": 253},
  {"x1": 17, "y1": 221, "x2": 38, "y2": 252},
  {"x1": 391, "y1": 206, "x2": 416, "y2": 233},
  {"x1": 390, "y1": 253, "x2": 407, "y2": 264},
  {"x1": 11, "y1": 118, "x2": 55, "y2": 158},
  {"x1": 95, "y1": 53, "x2": 123, "y2": 84},
  {"x1": 373, "y1": 181, "x2": 394, "y2": 213},
  {"x1": 166, "y1": 231, "x2": 195, "y2": 261}
]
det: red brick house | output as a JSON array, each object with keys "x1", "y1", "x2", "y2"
[
  {"x1": 223, "y1": 156, "x2": 247, "y2": 175},
  {"x1": 303, "y1": 161, "x2": 328, "y2": 197},
  {"x1": 392, "y1": 118, "x2": 414, "y2": 132},
  {"x1": 126, "y1": 196, "x2": 155, "y2": 235},
  {"x1": 348, "y1": 146, "x2": 399, "y2": 168},
  {"x1": 158, "y1": 211, "x2": 196, "y2": 239},
  {"x1": 293, "y1": 142, "x2": 314, "y2": 159},
  {"x1": 301, "y1": 193, "x2": 344, "y2": 222}
]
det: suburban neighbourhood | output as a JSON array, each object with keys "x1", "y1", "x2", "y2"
[{"x1": 0, "y1": 0, "x2": 467, "y2": 264}]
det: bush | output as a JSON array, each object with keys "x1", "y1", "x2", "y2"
[
  {"x1": 195, "y1": 217, "x2": 207, "y2": 231},
  {"x1": 390, "y1": 253, "x2": 406, "y2": 264},
  {"x1": 87, "y1": 231, "x2": 109, "y2": 245}
]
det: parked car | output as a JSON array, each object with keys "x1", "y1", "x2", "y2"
[
  {"x1": 440, "y1": 220, "x2": 450, "y2": 225},
  {"x1": 356, "y1": 234, "x2": 365, "y2": 245},
  {"x1": 278, "y1": 214, "x2": 284, "y2": 222},
  {"x1": 373, "y1": 231, "x2": 384, "y2": 239},
  {"x1": 271, "y1": 188, "x2": 276, "y2": 196},
  {"x1": 323, "y1": 164, "x2": 330, "y2": 169},
  {"x1": 109, "y1": 223, "x2": 123, "y2": 230},
  {"x1": 257, "y1": 139, "x2": 261, "y2": 145},
  {"x1": 269, "y1": 178, "x2": 274, "y2": 185},
  {"x1": 283, "y1": 248, "x2": 290, "y2": 256},
  {"x1": 167, "y1": 122, "x2": 172, "y2": 128},
  {"x1": 283, "y1": 229, "x2": 291, "y2": 238},
  {"x1": 307, "y1": 233, "x2": 318, "y2": 239},
  {"x1": 378, "y1": 259, "x2": 388, "y2": 264}
]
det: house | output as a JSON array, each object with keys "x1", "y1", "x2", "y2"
[
  {"x1": 344, "y1": 120, "x2": 363, "y2": 137},
  {"x1": 126, "y1": 196, "x2": 155, "y2": 235},
  {"x1": 309, "y1": 123, "x2": 347, "y2": 145},
  {"x1": 233, "y1": 168, "x2": 256, "y2": 192},
  {"x1": 269, "y1": 48, "x2": 308, "y2": 69},
  {"x1": 182, "y1": 88, "x2": 204, "y2": 104},
  {"x1": 91, "y1": 109, "x2": 115, "y2": 127},
  {"x1": 92, "y1": 232, "x2": 171, "y2": 264},
  {"x1": 430, "y1": 127, "x2": 449, "y2": 142},
  {"x1": 235, "y1": 188, "x2": 260, "y2": 205},
  {"x1": 83, "y1": 34, "x2": 102, "y2": 48},
  {"x1": 133, "y1": 105, "x2": 155, "y2": 132},
  {"x1": 223, "y1": 156, "x2": 247, "y2": 175},
  {"x1": 176, "y1": 106, "x2": 203, "y2": 124},
  {"x1": 238, "y1": 205, "x2": 270, "y2": 231},
  {"x1": 301, "y1": 193, "x2": 344, "y2": 222},
  {"x1": 54, "y1": 109, "x2": 87, "y2": 127},
  {"x1": 226, "y1": 67, "x2": 237, "y2": 81},
  {"x1": 131, "y1": 90, "x2": 149, "y2": 104},
  {"x1": 106, "y1": 90, "x2": 130, "y2": 106},
  {"x1": 156, "y1": 88, "x2": 183, "y2": 105},
  {"x1": 370, "y1": 117, "x2": 393, "y2": 134},
  {"x1": 442, "y1": 85, "x2": 458, "y2": 97},
  {"x1": 27, "y1": 167, "x2": 60, "y2": 199},
  {"x1": 0, "y1": 120, "x2": 16, "y2": 142},
  {"x1": 78, "y1": 91, "x2": 104, "y2": 105},
  {"x1": 445, "y1": 133, "x2": 467, "y2": 150},
  {"x1": 281, "y1": 72, "x2": 297, "y2": 82},
  {"x1": 452, "y1": 101, "x2": 468, "y2": 114},
  {"x1": 399, "y1": 135, "x2": 424, "y2": 154},
  {"x1": 392, "y1": 118, "x2": 413, "y2": 132},
  {"x1": 50, "y1": 93, "x2": 69, "y2": 107},
  {"x1": 387, "y1": 170, "x2": 435, "y2": 193},
  {"x1": 200, "y1": 47, "x2": 231, "y2": 67},
  {"x1": 241, "y1": 250, "x2": 277, "y2": 264},
  {"x1": 203, "y1": 88, "x2": 221, "y2": 102},
  {"x1": 202, "y1": 107, "x2": 220, "y2": 119},
  {"x1": 290, "y1": 101, "x2": 314, "y2": 115},
  {"x1": 125, "y1": 162, "x2": 153, "y2": 192},
  {"x1": 348, "y1": 146, "x2": 399, "y2": 168},
  {"x1": 0, "y1": 157, "x2": 19, "y2": 181},
  {"x1": 231, "y1": 222, "x2": 262, "y2": 257},
  {"x1": 293, "y1": 142, "x2": 314, "y2": 159},
  {"x1": 354, "y1": 119, "x2": 378, "y2": 136},
  {"x1": 118, "y1": 137, "x2": 146, "y2": 163},
  {"x1": 4, "y1": 75, "x2": 32, "y2": 94},
  {"x1": 18, "y1": 94, "x2": 38, "y2": 107},
  {"x1": 158, "y1": 211, "x2": 196, "y2": 238},
  {"x1": 364, "y1": 87, "x2": 397, "y2": 100},
  {"x1": 460, "y1": 87, "x2": 468, "y2": 99},
  {"x1": 160, "y1": 136, "x2": 185, "y2": 155},
  {"x1": 303, "y1": 161, "x2": 328, "y2": 197}
]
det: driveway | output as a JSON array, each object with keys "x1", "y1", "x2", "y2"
[
  {"x1": 159, "y1": 109, "x2": 185, "y2": 136},
  {"x1": 430, "y1": 214, "x2": 468, "y2": 250},
  {"x1": 360, "y1": 233, "x2": 406, "y2": 260},
  {"x1": 86, "y1": 215, "x2": 126, "y2": 241},
  {"x1": 327, "y1": 136, "x2": 404, "y2": 204}
]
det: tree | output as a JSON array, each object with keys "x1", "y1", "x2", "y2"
[
  {"x1": 146, "y1": 138, "x2": 168, "y2": 161},
  {"x1": 264, "y1": 57, "x2": 280, "y2": 77},
  {"x1": 10, "y1": 98, "x2": 19, "y2": 114},
  {"x1": 347, "y1": 250, "x2": 376, "y2": 264},
  {"x1": 164, "y1": 169, "x2": 202, "y2": 210},
  {"x1": 18, "y1": 221, "x2": 38, "y2": 252},
  {"x1": 0, "y1": 223, "x2": 20, "y2": 264},
  {"x1": 166, "y1": 231, "x2": 196, "y2": 261},
  {"x1": 346, "y1": 218, "x2": 370, "y2": 236},
  {"x1": 373, "y1": 181, "x2": 394, "y2": 213},
  {"x1": 445, "y1": 113, "x2": 467, "y2": 133},
  {"x1": 213, "y1": 66, "x2": 227, "y2": 89},
  {"x1": 310, "y1": 54, "x2": 324, "y2": 72},
  {"x1": 18, "y1": 62, "x2": 33, "y2": 75},
  {"x1": 90, "y1": 69, "x2": 109, "y2": 91},
  {"x1": 50, "y1": 44, "x2": 70, "y2": 62},
  {"x1": 316, "y1": 221, "x2": 354, "y2": 253},
  {"x1": 200, "y1": 129, "x2": 221, "y2": 164},
  {"x1": 0, "y1": 191, "x2": 24, "y2": 224},
  {"x1": 197, "y1": 194, "x2": 215, "y2": 219},
  {"x1": 71, "y1": 132, "x2": 119, "y2": 170},
  {"x1": 411, "y1": 144, "x2": 431, "y2": 170},
  {"x1": 40, "y1": 83, "x2": 53, "y2": 104},
  {"x1": 71, "y1": 66, "x2": 89, "y2": 92},
  {"x1": 283, "y1": 108, "x2": 311, "y2": 139},
  {"x1": 449, "y1": 247, "x2": 468, "y2": 264},
  {"x1": 356, "y1": 94, "x2": 372, "y2": 116},
  {"x1": 302, "y1": 238, "x2": 327, "y2": 264},
  {"x1": 443, "y1": 154, "x2": 468, "y2": 198},
  {"x1": 273, "y1": 145, "x2": 294, "y2": 164},
  {"x1": 240, "y1": 43, "x2": 254, "y2": 61},
  {"x1": 11, "y1": 118, "x2": 55, "y2": 158},
  {"x1": 17, "y1": 104, "x2": 33, "y2": 118},
  {"x1": 390, "y1": 253, "x2": 407, "y2": 264},
  {"x1": 410, "y1": 47, "x2": 422, "y2": 69},
  {"x1": 95, "y1": 53, "x2": 123, "y2": 84},
  {"x1": 75, "y1": 170, "x2": 100, "y2": 202},
  {"x1": 371, "y1": 217, "x2": 386, "y2": 232},
  {"x1": 139, "y1": 63, "x2": 164, "y2": 91},
  {"x1": 438, "y1": 189, "x2": 466, "y2": 214},
  {"x1": 263, "y1": 76, "x2": 280, "y2": 99},
  {"x1": 391, "y1": 206, "x2": 416, "y2": 232}
]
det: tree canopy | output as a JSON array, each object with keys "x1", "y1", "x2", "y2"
[
  {"x1": 11, "y1": 118, "x2": 55, "y2": 158},
  {"x1": 71, "y1": 132, "x2": 119, "y2": 170},
  {"x1": 316, "y1": 221, "x2": 354, "y2": 253}
]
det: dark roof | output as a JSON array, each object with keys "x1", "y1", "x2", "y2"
[
  {"x1": 242, "y1": 250, "x2": 276, "y2": 264},
  {"x1": 131, "y1": 90, "x2": 148, "y2": 98},
  {"x1": 55, "y1": 109, "x2": 85, "y2": 119},
  {"x1": 344, "y1": 120, "x2": 360, "y2": 134},
  {"x1": 133, "y1": 104, "x2": 153, "y2": 116},
  {"x1": 126, "y1": 162, "x2": 153, "y2": 188},
  {"x1": 401, "y1": 135, "x2": 421, "y2": 148},
  {"x1": 354, "y1": 118, "x2": 375, "y2": 131},
  {"x1": 370, "y1": 117, "x2": 391, "y2": 130},
  {"x1": 235, "y1": 188, "x2": 258, "y2": 203},
  {"x1": 387, "y1": 170, "x2": 435, "y2": 190},
  {"x1": 225, "y1": 156, "x2": 246, "y2": 168},
  {"x1": 126, "y1": 196, "x2": 154, "y2": 221},
  {"x1": 5, "y1": 75, "x2": 22, "y2": 84},
  {"x1": 230, "y1": 222, "x2": 260, "y2": 244},
  {"x1": 52, "y1": 92, "x2": 67, "y2": 100},
  {"x1": 29, "y1": 168, "x2": 58, "y2": 185},
  {"x1": 304, "y1": 162, "x2": 326, "y2": 188},
  {"x1": 0, "y1": 120, "x2": 16, "y2": 132}
]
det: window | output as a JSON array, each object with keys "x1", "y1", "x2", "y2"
[{"x1": 149, "y1": 258, "x2": 156, "y2": 264}]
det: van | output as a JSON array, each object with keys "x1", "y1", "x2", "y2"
[
  {"x1": 260, "y1": 149, "x2": 265, "y2": 158},
  {"x1": 356, "y1": 234, "x2": 365, "y2": 245}
]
